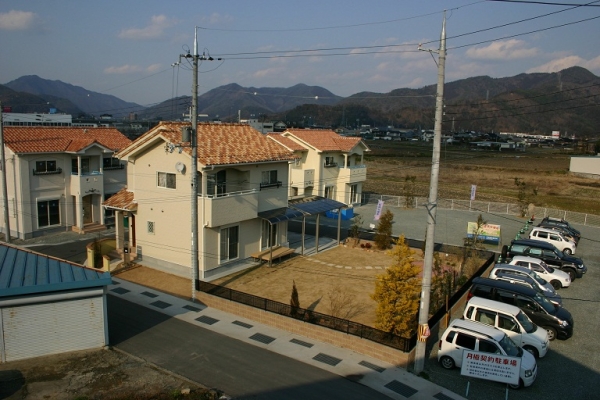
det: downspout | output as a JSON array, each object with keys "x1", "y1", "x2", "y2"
[{"x1": 10, "y1": 155, "x2": 21, "y2": 239}]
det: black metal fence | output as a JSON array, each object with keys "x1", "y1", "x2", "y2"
[
  {"x1": 197, "y1": 246, "x2": 496, "y2": 354},
  {"x1": 197, "y1": 280, "x2": 415, "y2": 352}
]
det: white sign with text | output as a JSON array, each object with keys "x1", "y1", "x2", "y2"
[{"x1": 460, "y1": 350, "x2": 521, "y2": 385}]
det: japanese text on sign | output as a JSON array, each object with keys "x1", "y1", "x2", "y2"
[{"x1": 460, "y1": 350, "x2": 521, "y2": 385}]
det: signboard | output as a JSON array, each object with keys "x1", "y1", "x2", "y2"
[
  {"x1": 467, "y1": 222, "x2": 501, "y2": 243},
  {"x1": 552, "y1": 130, "x2": 560, "y2": 138},
  {"x1": 374, "y1": 199, "x2": 384, "y2": 221},
  {"x1": 461, "y1": 350, "x2": 521, "y2": 385}
]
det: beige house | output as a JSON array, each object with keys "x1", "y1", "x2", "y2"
[
  {"x1": 267, "y1": 129, "x2": 370, "y2": 205},
  {"x1": 103, "y1": 122, "x2": 303, "y2": 280},
  {"x1": 1, "y1": 127, "x2": 131, "y2": 239}
]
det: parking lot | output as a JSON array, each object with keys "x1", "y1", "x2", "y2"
[{"x1": 424, "y1": 222, "x2": 600, "y2": 399}]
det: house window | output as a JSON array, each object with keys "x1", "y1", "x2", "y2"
[
  {"x1": 34, "y1": 160, "x2": 61, "y2": 175},
  {"x1": 324, "y1": 186, "x2": 335, "y2": 199},
  {"x1": 260, "y1": 170, "x2": 281, "y2": 189},
  {"x1": 261, "y1": 220, "x2": 277, "y2": 249},
  {"x1": 220, "y1": 225, "x2": 239, "y2": 262},
  {"x1": 37, "y1": 199, "x2": 60, "y2": 227},
  {"x1": 103, "y1": 157, "x2": 122, "y2": 170},
  {"x1": 207, "y1": 170, "x2": 226, "y2": 196},
  {"x1": 71, "y1": 158, "x2": 91, "y2": 175},
  {"x1": 350, "y1": 184, "x2": 359, "y2": 203},
  {"x1": 157, "y1": 172, "x2": 176, "y2": 189},
  {"x1": 324, "y1": 156, "x2": 337, "y2": 167},
  {"x1": 147, "y1": 221, "x2": 155, "y2": 234}
]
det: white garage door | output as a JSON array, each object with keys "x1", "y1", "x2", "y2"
[{"x1": 2, "y1": 296, "x2": 106, "y2": 362}]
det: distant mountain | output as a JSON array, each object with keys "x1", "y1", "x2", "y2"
[
  {"x1": 4, "y1": 75, "x2": 144, "y2": 118},
  {"x1": 0, "y1": 84, "x2": 83, "y2": 115},
  {"x1": 138, "y1": 83, "x2": 342, "y2": 121}
]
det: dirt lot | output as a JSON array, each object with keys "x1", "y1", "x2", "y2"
[{"x1": 0, "y1": 348, "x2": 221, "y2": 400}]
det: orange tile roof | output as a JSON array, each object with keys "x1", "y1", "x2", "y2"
[
  {"x1": 266, "y1": 133, "x2": 306, "y2": 151},
  {"x1": 284, "y1": 129, "x2": 369, "y2": 152},
  {"x1": 102, "y1": 187, "x2": 137, "y2": 211},
  {"x1": 3, "y1": 127, "x2": 132, "y2": 154},
  {"x1": 119, "y1": 122, "x2": 295, "y2": 166}
]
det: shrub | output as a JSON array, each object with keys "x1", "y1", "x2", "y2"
[{"x1": 374, "y1": 209, "x2": 394, "y2": 250}]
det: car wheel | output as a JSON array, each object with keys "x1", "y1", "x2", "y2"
[
  {"x1": 440, "y1": 356, "x2": 455, "y2": 369},
  {"x1": 508, "y1": 379, "x2": 523, "y2": 390},
  {"x1": 545, "y1": 326, "x2": 557, "y2": 341},
  {"x1": 523, "y1": 345, "x2": 539, "y2": 359},
  {"x1": 563, "y1": 248, "x2": 572, "y2": 255},
  {"x1": 550, "y1": 279, "x2": 562, "y2": 290},
  {"x1": 567, "y1": 269, "x2": 577, "y2": 281}
]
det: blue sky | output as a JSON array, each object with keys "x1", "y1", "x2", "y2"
[{"x1": 1, "y1": 1, "x2": 599, "y2": 106}]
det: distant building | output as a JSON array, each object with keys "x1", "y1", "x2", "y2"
[
  {"x1": 2, "y1": 112, "x2": 72, "y2": 127},
  {"x1": 570, "y1": 155, "x2": 600, "y2": 179}
]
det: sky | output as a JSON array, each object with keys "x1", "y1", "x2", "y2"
[{"x1": 1, "y1": 0, "x2": 599, "y2": 107}]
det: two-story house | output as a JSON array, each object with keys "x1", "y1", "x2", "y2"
[
  {"x1": 267, "y1": 129, "x2": 370, "y2": 205},
  {"x1": 103, "y1": 122, "x2": 302, "y2": 281},
  {"x1": 1, "y1": 127, "x2": 131, "y2": 240}
]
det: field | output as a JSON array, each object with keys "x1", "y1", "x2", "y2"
[{"x1": 362, "y1": 141, "x2": 600, "y2": 214}]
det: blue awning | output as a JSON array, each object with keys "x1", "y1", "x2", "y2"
[
  {"x1": 258, "y1": 196, "x2": 347, "y2": 224},
  {"x1": 258, "y1": 207, "x2": 305, "y2": 224}
]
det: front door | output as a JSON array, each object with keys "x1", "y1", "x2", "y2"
[{"x1": 82, "y1": 195, "x2": 93, "y2": 224}]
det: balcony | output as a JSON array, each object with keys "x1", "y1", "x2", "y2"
[
  {"x1": 291, "y1": 168, "x2": 314, "y2": 189},
  {"x1": 71, "y1": 172, "x2": 103, "y2": 195},
  {"x1": 338, "y1": 165, "x2": 367, "y2": 183},
  {"x1": 203, "y1": 189, "x2": 259, "y2": 227}
]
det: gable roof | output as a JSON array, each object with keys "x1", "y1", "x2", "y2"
[
  {"x1": 118, "y1": 122, "x2": 295, "y2": 166},
  {"x1": 283, "y1": 129, "x2": 370, "y2": 153},
  {"x1": 0, "y1": 243, "x2": 111, "y2": 298},
  {"x1": 266, "y1": 133, "x2": 306, "y2": 152},
  {"x1": 3, "y1": 127, "x2": 132, "y2": 154}
]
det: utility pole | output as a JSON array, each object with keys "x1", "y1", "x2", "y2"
[
  {"x1": 0, "y1": 103, "x2": 11, "y2": 243},
  {"x1": 414, "y1": 11, "x2": 446, "y2": 374}
]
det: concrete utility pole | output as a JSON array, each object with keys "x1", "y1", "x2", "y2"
[
  {"x1": 0, "y1": 103, "x2": 11, "y2": 243},
  {"x1": 414, "y1": 11, "x2": 446, "y2": 374}
]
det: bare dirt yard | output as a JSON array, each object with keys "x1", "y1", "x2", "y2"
[{"x1": 0, "y1": 348, "x2": 220, "y2": 400}]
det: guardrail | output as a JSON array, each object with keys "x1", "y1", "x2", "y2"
[{"x1": 361, "y1": 194, "x2": 600, "y2": 228}]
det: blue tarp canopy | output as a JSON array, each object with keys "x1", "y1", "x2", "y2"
[{"x1": 258, "y1": 196, "x2": 347, "y2": 224}]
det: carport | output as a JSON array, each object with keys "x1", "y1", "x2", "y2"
[
  {"x1": 258, "y1": 196, "x2": 347, "y2": 266},
  {"x1": 0, "y1": 244, "x2": 112, "y2": 362}
]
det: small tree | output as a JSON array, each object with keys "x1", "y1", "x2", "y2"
[
  {"x1": 371, "y1": 235, "x2": 421, "y2": 337},
  {"x1": 374, "y1": 209, "x2": 394, "y2": 250},
  {"x1": 514, "y1": 178, "x2": 538, "y2": 217},
  {"x1": 326, "y1": 284, "x2": 367, "y2": 321},
  {"x1": 403, "y1": 175, "x2": 417, "y2": 209},
  {"x1": 290, "y1": 280, "x2": 300, "y2": 315},
  {"x1": 348, "y1": 214, "x2": 363, "y2": 247}
]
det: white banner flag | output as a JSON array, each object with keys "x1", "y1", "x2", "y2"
[
  {"x1": 374, "y1": 199, "x2": 384, "y2": 220},
  {"x1": 470, "y1": 184, "x2": 477, "y2": 201}
]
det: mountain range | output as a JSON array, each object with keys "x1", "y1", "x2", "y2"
[{"x1": 2, "y1": 67, "x2": 599, "y2": 137}]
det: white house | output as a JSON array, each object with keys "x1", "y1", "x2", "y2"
[{"x1": 1, "y1": 126, "x2": 131, "y2": 239}]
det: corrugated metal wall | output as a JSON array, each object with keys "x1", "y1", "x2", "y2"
[{"x1": 1, "y1": 296, "x2": 106, "y2": 362}]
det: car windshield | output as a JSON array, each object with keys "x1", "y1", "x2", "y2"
[
  {"x1": 534, "y1": 292, "x2": 556, "y2": 313},
  {"x1": 531, "y1": 271, "x2": 547, "y2": 285},
  {"x1": 499, "y1": 335, "x2": 522, "y2": 357},
  {"x1": 516, "y1": 311, "x2": 536, "y2": 334},
  {"x1": 539, "y1": 260, "x2": 554, "y2": 273}
]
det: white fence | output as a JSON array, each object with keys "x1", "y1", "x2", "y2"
[{"x1": 361, "y1": 194, "x2": 600, "y2": 228}]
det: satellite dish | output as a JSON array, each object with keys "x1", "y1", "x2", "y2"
[{"x1": 175, "y1": 162, "x2": 186, "y2": 173}]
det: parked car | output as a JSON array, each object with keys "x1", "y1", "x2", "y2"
[
  {"x1": 503, "y1": 239, "x2": 586, "y2": 281},
  {"x1": 538, "y1": 217, "x2": 581, "y2": 242},
  {"x1": 536, "y1": 223, "x2": 579, "y2": 244},
  {"x1": 489, "y1": 263, "x2": 562, "y2": 306},
  {"x1": 463, "y1": 297, "x2": 549, "y2": 358},
  {"x1": 529, "y1": 226, "x2": 576, "y2": 255},
  {"x1": 468, "y1": 277, "x2": 574, "y2": 341},
  {"x1": 438, "y1": 319, "x2": 537, "y2": 389},
  {"x1": 508, "y1": 255, "x2": 571, "y2": 289}
]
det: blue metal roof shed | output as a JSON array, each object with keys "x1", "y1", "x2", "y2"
[
  {"x1": 0, "y1": 244, "x2": 111, "y2": 298},
  {"x1": 0, "y1": 243, "x2": 111, "y2": 363}
]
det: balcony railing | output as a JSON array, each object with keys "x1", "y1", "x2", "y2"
[
  {"x1": 260, "y1": 181, "x2": 283, "y2": 190},
  {"x1": 33, "y1": 167, "x2": 63, "y2": 176},
  {"x1": 103, "y1": 164, "x2": 125, "y2": 170}
]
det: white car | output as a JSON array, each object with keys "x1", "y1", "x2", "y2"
[
  {"x1": 529, "y1": 226, "x2": 576, "y2": 255},
  {"x1": 509, "y1": 255, "x2": 571, "y2": 289},
  {"x1": 438, "y1": 319, "x2": 537, "y2": 389}
]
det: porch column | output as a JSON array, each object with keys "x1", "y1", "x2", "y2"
[
  {"x1": 344, "y1": 154, "x2": 348, "y2": 167},
  {"x1": 75, "y1": 194, "x2": 84, "y2": 232},
  {"x1": 115, "y1": 211, "x2": 125, "y2": 250}
]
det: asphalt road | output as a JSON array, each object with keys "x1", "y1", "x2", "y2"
[{"x1": 107, "y1": 295, "x2": 389, "y2": 400}]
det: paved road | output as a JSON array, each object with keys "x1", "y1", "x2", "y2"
[{"x1": 108, "y1": 295, "x2": 389, "y2": 400}]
